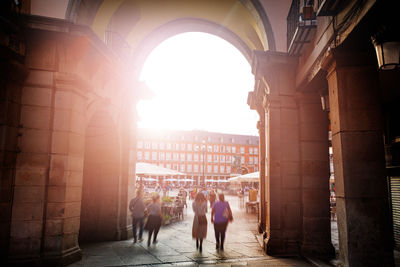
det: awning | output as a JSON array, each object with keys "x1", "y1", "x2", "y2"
[
  {"x1": 228, "y1": 171, "x2": 260, "y2": 183},
  {"x1": 136, "y1": 162, "x2": 185, "y2": 176}
]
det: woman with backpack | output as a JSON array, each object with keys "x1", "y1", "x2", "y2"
[
  {"x1": 192, "y1": 192, "x2": 207, "y2": 252},
  {"x1": 211, "y1": 193, "x2": 233, "y2": 251}
]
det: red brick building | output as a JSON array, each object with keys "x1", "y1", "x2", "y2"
[{"x1": 136, "y1": 129, "x2": 259, "y2": 185}]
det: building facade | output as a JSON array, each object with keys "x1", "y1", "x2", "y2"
[{"x1": 136, "y1": 129, "x2": 259, "y2": 185}]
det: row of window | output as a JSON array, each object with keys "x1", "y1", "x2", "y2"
[
  {"x1": 137, "y1": 151, "x2": 259, "y2": 164},
  {"x1": 137, "y1": 141, "x2": 258, "y2": 154}
]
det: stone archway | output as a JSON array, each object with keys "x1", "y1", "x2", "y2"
[{"x1": 79, "y1": 110, "x2": 121, "y2": 242}]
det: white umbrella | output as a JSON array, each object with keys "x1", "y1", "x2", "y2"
[
  {"x1": 228, "y1": 171, "x2": 260, "y2": 183},
  {"x1": 143, "y1": 177, "x2": 157, "y2": 182},
  {"x1": 136, "y1": 162, "x2": 185, "y2": 176}
]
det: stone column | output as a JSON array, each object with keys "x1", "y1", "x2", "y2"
[
  {"x1": 252, "y1": 51, "x2": 301, "y2": 255},
  {"x1": 41, "y1": 73, "x2": 86, "y2": 265},
  {"x1": 322, "y1": 49, "x2": 394, "y2": 266},
  {"x1": 0, "y1": 56, "x2": 28, "y2": 260},
  {"x1": 298, "y1": 91, "x2": 334, "y2": 258},
  {"x1": 257, "y1": 110, "x2": 266, "y2": 234},
  {"x1": 248, "y1": 88, "x2": 267, "y2": 234}
]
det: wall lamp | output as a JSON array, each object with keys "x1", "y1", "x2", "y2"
[{"x1": 372, "y1": 27, "x2": 400, "y2": 70}]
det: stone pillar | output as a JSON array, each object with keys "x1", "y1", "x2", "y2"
[
  {"x1": 298, "y1": 92, "x2": 334, "y2": 258},
  {"x1": 247, "y1": 88, "x2": 267, "y2": 234},
  {"x1": 257, "y1": 110, "x2": 266, "y2": 234},
  {"x1": 252, "y1": 51, "x2": 301, "y2": 255},
  {"x1": 0, "y1": 57, "x2": 28, "y2": 260},
  {"x1": 323, "y1": 49, "x2": 394, "y2": 266}
]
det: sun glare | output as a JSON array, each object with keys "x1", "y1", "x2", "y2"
[{"x1": 138, "y1": 32, "x2": 258, "y2": 136}]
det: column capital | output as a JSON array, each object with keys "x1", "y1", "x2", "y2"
[{"x1": 321, "y1": 48, "x2": 377, "y2": 77}]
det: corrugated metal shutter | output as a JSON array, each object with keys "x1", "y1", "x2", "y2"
[{"x1": 391, "y1": 176, "x2": 400, "y2": 250}]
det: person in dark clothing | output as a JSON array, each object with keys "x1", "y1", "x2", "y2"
[
  {"x1": 209, "y1": 189, "x2": 216, "y2": 208},
  {"x1": 145, "y1": 194, "x2": 162, "y2": 247},
  {"x1": 129, "y1": 189, "x2": 146, "y2": 243},
  {"x1": 211, "y1": 193, "x2": 232, "y2": 251}
]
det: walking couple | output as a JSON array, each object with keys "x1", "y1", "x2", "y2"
[
  {"x1": 192, "y1": 192, "x2": 233, "y2": 252},
  {"x1": 129, "y1": 190, "x2": 162, "y2": 247}
]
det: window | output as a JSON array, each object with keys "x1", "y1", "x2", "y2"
[
  {"x1": 144, "y1": 151, "x2": 150, "y2": 160},
  {"x1": 207, "y1": 154, "x2": 212, "y2": 163},
  {"x1": 173, "y1": 153, "x2": 179, "y2": 161},
  {"x1": 180, "y1": 165, "x2": 185, "y2": 172},
  {"x1": 207, "y1": 136, "x2": 211, "y2": 142},
  {"x1": 231, "y1": 138, "x2": 235, "y2": 143},
  {"x1": 254, "y1": 157, "x2": 258, "y2": 164},
  {"x1": 214, "y1": 155, "x2": 219, "y2": 162},
  {"x1": 220, "y1": 155, "x2": 225, "y2": 163},
  {"x1": 249, "y1": 147, "x2": 253, "y2": 154},
  {"x1": 241, "y1": 156, "x2": 245, "y2": 163},
  {"x1": 166, "y1": 143, "x2": 172, "y2": 150},
  {"x1": 227, "y1": 155, "x2": 231, "y2": 162},
  {"x1": 194, "y1": 144, "x2": 199, "y2": 151},
  {"x1": 175, "y1": 143, "x2": 179, "y2": 150},
  {"x1": 159, "y1": 142, "x2": 165, "y2": 150},
  {"x1": 232, "y1": 146, "x2": 236, "y2": 153},
  {"x1": 180, "y1": 153, "x2": 185, "y2": 161},
  {"x1": 194, "y1": 154, "x2": 199, "y2": 162},
  {"x1": 194, "y1": 165, "x2": 199, "y2": 172},
  {"x1": 187, "y1": 144, "x2": 192, "y2": 151},
  {"x1": 214, "y1": 165, "x2": 218, "y2": 173},
  {"x1": 166, "y1": 163, "x2": 171, "y2": 169},
  {"x1": 166, "y1": 152, "x2": 171, "y2": 160},
  {"x1": 214, "y1": 145, "x2": 219, "y2": 152},
  {"x1": 137, "y1": 151, "x2": 143, "y2": 160},
  {"x1": 249, "y1": 157, "x2": 253, "y2": 164},
  {"x1": 226, "y1": 146, "x2": 231, "y2": 153},
  {"x1": 187, "y1": 165, "x2": 192, "y2": 172},
  {"x1": 207, "y1": 145, "x2": 212, "y2": 152},
  {"x1": 152, "y1": 142, "x2": 158, "y2": 150},
  {"x1": 240, "y1": 147, "x2": 245, "y2": 154},
  {"x1": 227, "y1": 166, "x2": 231, "y2": 173},
  {"x1": 187, "y1": 153, "x2": 192, "y2": 161},
  {"x1": 200, "y1": 154, "x2": 204, "y2": 162},
  {"x1": 254, "y1": 148, "x2": 258, "y2": 154},
  {"x1": 181, "y1": 143, "x2": 185, "y2": 150},
  {"x1": 137, "y1": 141, "x2": 143, "y2": 149},
  {"x1": 220, "y1": 166, "x2": 225, "y2": 173},
  {"x1": 159, "y1": 152, "x2": 165, "y2": 160},
  {"x1": 221, "y1": 145, "x2": 225, "y2": 153},
  {"x1": 145, "y1": 142, "x2": 150, "y2": 149},
  {"x1": 207, "y1": 165, "x2": 212, "y2": 173},
  {"x1": 152, "y1": 152, "x2": 157, "y2": 160}
]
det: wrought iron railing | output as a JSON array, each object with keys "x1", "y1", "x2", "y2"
[
  {"x1": 287, "y1": 0, "x2": 317, "y2": 54},
  {"x1": 287, "y1": 0, "x2": 300, "y2": 51}
]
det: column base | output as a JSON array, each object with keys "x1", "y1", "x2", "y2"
[
  {"x1": 7, "y1": 246, "x2": 82, "y2": 266},
  {"x1": 116, "y1": 225, "x2": 133, "y2": 240},
  {"x1": 258, "y1": 222, "x2": 266, "y2": 234},
  {"x1": 301, "y1": 242, "x2": 335, "y2": 260},
  {"x1": 264, "y1": 237, "x2": 299, "y2": 256},
  {"x1": 42, "y1": 246, "x2": 82, "y2": 266}
]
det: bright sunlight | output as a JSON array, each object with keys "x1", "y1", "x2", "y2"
[{"x1": 138, "y1": 32, "x2": 258, "y2": 136}]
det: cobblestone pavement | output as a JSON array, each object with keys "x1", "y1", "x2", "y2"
[{"x1": 69, "y1": 192, "x2": 312, "y2": 266}]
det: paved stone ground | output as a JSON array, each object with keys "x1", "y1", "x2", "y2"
[{"x1": 69, "y1": 192, "x2": 312, "y2": 266}]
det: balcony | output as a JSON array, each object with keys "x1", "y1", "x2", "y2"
[{"x1": 287, "y1": 0, "x2": 317, "y2": 55}]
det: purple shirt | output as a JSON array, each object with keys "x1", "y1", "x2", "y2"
[{"x1": 212, "y1": 201, "x2": 229, "y2": 223}]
